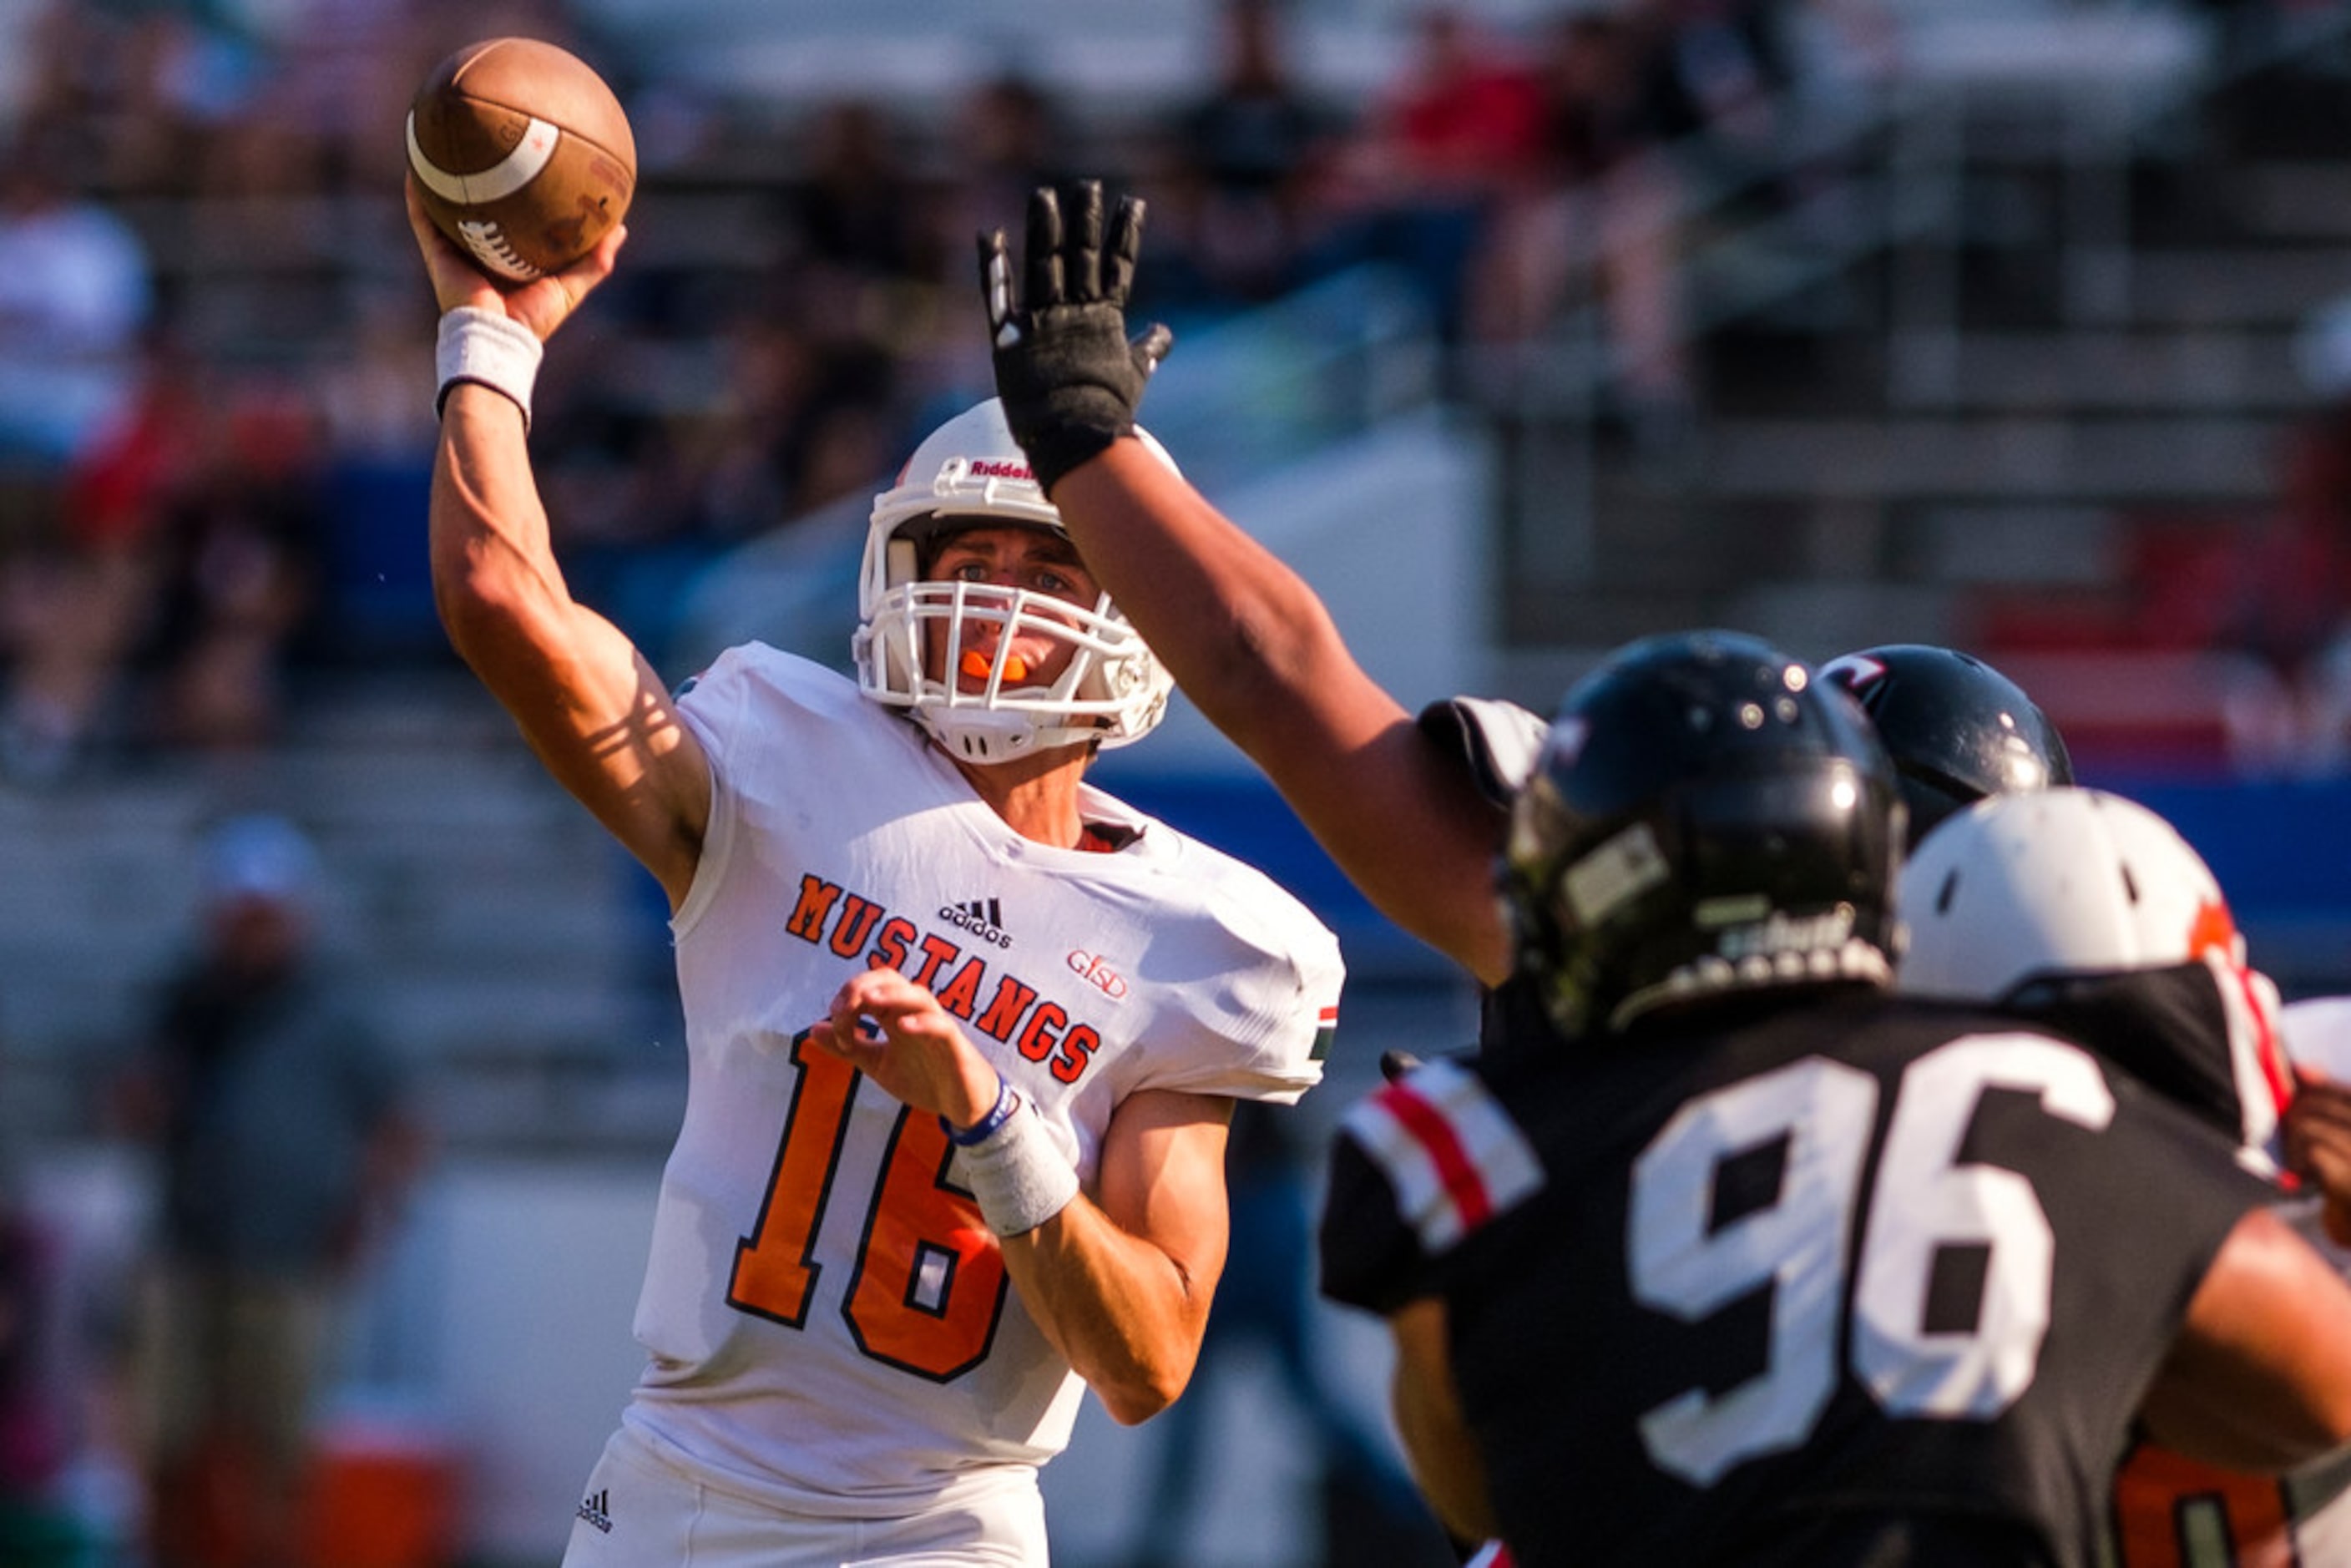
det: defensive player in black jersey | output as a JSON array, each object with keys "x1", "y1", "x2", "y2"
[
  {"x1": 1312, "y1": 632, "x2": 2351, "y2": 1565},
  {"x1": 970, "y1": 182, "x2": 2351, "y2": 1561}
]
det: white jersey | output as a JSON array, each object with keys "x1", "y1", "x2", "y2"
[
  {"x1": 2104, "y1": 995, "x2": 2351, "y2": 1568},
  {"x1": 619, "y1": 645, "x2": 1343, "y2": 1518}
]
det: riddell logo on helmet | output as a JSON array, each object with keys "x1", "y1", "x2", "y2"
[{"x1": 968, "y1": 458, "x2": 1033, "y2": 480}]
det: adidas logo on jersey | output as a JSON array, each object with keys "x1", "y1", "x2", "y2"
[
  {"x1": 940, "y1": 898, "x2": 1012, "y2": 949},
  {"x1": 576, "y1": 1487, "x2": 613, "y2": 1535}
]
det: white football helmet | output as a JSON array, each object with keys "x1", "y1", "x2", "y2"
[
  {"x1": 1900, "y1": 787, "x2": 2291, "y2": 1166},
  {"x1": 854, "y1": 398, "x2": 1172, "y2": 764}
]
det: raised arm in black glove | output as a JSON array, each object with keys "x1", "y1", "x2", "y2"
[{"x1": 978, "y1": 180, "x2": 1173, "y2": 495}]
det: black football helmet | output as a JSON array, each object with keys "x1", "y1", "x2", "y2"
[
  {"x1": 1817, "y1": 643, "x2": 2072, "y2": 849},
  {"x1": 1504, "y1": 630, "x2": 1906, "y2": 1039}
]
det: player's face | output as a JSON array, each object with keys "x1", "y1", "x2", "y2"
[{"x1": 920, "y1": 525, "x2": 1100, "y2": 692}]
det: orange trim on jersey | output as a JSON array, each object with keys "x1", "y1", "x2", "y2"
[{"x1": 2113, "y1": 1443, "x2": 2294, "y2": 1568}]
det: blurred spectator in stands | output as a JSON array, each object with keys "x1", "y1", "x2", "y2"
[
  {"x1": 1462, "y1": 11, "x2": 1696, "y2": 443},
  {"x1": 938, "y1": 73, "x2": 1080, "y2": 263},
  {"x1": 1314, "y1": 5, "x2": 1544, "y2": 342},
  {"x1": 317, "y1": 286, "x2": 438, "y2": 470},
  {"x1": 4, "y1": 1, "x2": 249, "y2": 197},
  {"x1": 109, "y1": 813, "x2": 423, "y2": 1568},
  {"x1": 0, "y1": 333, "x2": 186, "y2": 787},
  {"x1": 786, "y1": 97, "x2": 939, "y2": 297},
  {"x1": 0, "y1": 117, "x2": 159, "y2": 781},
  {"x1": 2, "y1": 348, "x2": 324, "y2": 779},
  {"x1": 2187, "y1": 0, "x2": 2291, "y2": 150},
  {"x1": 1375, "y1": 5, "x2": 1546, "y2": 190},
  {"x1": 133, "y1": 379, "x2": 322, "y2": 755},
  {"x1": 776, "y1": 361, "x2": 905, "y2": 518},
  {"x1": 920, "y1": 72, "x2": 1082, "y2": 387},
  {"x1": 311, "y1": 285, "x2": 442, "y2": 662},
  {"x1": 1145, "y1": 0, "x2": 1343, "y2": 311},
  {"x1": 1646, "y1": 0, "x2": 1797, "y2": 195},
  {"x1": 524, "y1": 291, "x2": 904, "y2": 667},
  {"x1": 2212, "y1": 298, "x2": 2351, "y2": 776},
  {"x1": 1130, "y1": 1102, "x2": 1447, "y2": 1568},
  {"x1": 0, "y1": 127, "x2": 154, "y2": 472},
  {"x1": 0, "y1": 1163, "x2": 94, "y2": 1567}
]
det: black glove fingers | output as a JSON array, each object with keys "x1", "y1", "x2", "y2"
[
  {"x1": 978, "y1": 230, "x2": 1017, "y2": 341},
  {"x1": 1024, "y1": 185, "x2": 1065, "y2": 308},
  {"x1": 1104, "y1": 195, "x2": 1146, "y2": 304},
  {"x1": 1061, "y1": 180, "x2": 1106, "y2": 303}
]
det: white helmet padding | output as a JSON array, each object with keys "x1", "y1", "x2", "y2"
[
  {"x1": 1899, "y1": 787, "x2": 2292, "y2": 1168},
  {"x1": 854, "y1": 398, "x2": 1172, "y2": 763}
]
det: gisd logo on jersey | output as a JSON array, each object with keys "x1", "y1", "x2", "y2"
[{"x1": 1068, "y1": 950, "x2": 1129, "y2": 999}]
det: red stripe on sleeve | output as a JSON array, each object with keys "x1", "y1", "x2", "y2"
[{"x1": 1378, "y1": 1080, "x2": 1494, "y2": 1232}]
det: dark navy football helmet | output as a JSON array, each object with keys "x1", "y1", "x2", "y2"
[
  {"x1": 1504, "y1": 630, "x2": 1906, "y2": 1039},
  {"x1": 1817, "y1": 644, "x2": 2072, "y2": 849}
]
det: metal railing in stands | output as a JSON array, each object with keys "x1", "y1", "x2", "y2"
[
  {"x1": 681, "y1": 1, "x2": 2351, "y2": 659},
  {"x1": 1486, "y1": 0, "x2": 2351, "y2": 589}
]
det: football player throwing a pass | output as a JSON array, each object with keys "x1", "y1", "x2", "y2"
[{"x1": 406, "y1": 181, "x2": 1342, "y2": 1566}]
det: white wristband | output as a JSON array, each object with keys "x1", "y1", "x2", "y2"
[
  {"x1": 954, "y1": 1094, "x2": 1079, "y2": 1237},
  {"x1": 436, "y1": 306, "x2": 544, "y2": 428}
]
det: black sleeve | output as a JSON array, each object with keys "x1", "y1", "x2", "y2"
[{"x1": 1317, "y1": 1130, "x2": 1435, "y2": 1317}]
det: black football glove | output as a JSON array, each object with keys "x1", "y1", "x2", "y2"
[{"x1": 978, "y1": 180, "x2": 1173, "y2": 495}]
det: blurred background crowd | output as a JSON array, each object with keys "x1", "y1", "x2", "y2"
[
  {"x1": 0, "y1": 0, "x2": 1909, "y2": 781},
  {"x1": 2, "y1": 0, "x2": 2350, "y2": 1564}
]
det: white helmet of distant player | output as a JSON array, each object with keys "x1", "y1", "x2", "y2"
[
  {"x1": 1901, "y1": 787, "x2": 2292, "y2": 1165},
  {"x1": 854, "y1": 398, "x2": 1172, "y2": 764}
]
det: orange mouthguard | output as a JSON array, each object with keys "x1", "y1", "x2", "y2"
[{"x1": 961, "y1": 650, "x2": 1029, "y2": 682}]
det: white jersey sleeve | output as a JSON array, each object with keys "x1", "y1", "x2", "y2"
[
  {"x1": 611, "y1": 644, "x2": 1342, "y2": 1518},
  {"x1": 2285, "y1": 995, "x2": 2351, "y2": 1079},
  {"x1": 1065, "y1": 781, "x2": 1341, "y2": 1106}
]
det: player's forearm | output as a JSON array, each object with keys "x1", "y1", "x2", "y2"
[
  {"x1": 428, "y1": 390, "x2": 590, "y2": 674},
  {"x1": 1000, "y1": 1197, "x2": 1211, "y2": 1425},
  {"x1": 2147, "y1": 1206, "x2": 2351, "y2": 1471},
  {"x1": 1390, "y1": 1299, "x2": 1499, "y2": 1540}
]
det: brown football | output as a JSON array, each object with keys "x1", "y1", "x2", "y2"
[{"x1": 406, "y1": 37, "x2": 635, "y2": 284}]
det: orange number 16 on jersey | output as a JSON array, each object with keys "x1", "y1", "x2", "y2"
[{"x1": 728, "y1": 1034, "x2": 1013, "y2": 1381}]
